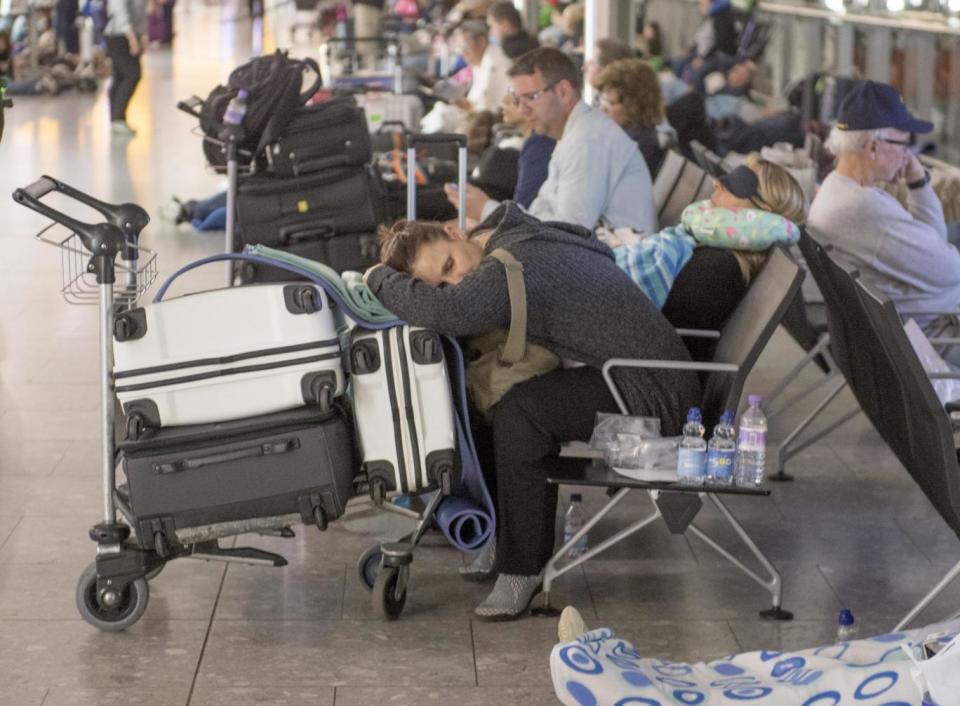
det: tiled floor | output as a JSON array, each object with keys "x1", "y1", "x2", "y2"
[{"x1": 2, "y1": 3, "x2": 959, "y2": 704}]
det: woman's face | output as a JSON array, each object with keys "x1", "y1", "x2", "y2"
[
  {"x1": 710, "y1": 179, "x2": 753, "y2": 210},
  {"x1": 599, "y1": 89, "x2": 627, "y2": 127},
  {"x1": 410, "y1": 236, "x2": 484, "y2": 287}
]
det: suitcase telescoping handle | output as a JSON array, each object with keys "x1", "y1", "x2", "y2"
[
  {"x1": 152, "y1": 438, "x2": 300, "y2": 474},
  {"x1": 406, "y1": 133, "x2": 467, "y2": 231},
  {"x1": 12, "y1": 176, "x2": 131, "y2": 282}
]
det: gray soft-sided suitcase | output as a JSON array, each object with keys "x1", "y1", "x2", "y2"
[{"x1": 121, "y1": 406, "x2": 357, "y2": 554}]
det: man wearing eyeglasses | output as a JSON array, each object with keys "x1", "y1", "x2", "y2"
[
  {"x1": 807, "y1": 80, "x2": 959, "y2": 363},
  {"x1": 445, "y1": 47, "x2": 656, "y2": 233}
]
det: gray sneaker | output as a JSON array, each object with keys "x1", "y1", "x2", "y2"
[{"x1": 110, "y1": 121, "x2": 136, "y2": 137}]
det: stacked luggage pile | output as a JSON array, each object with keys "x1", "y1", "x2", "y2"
[{"x1": 237, "y1": 93, "x2": 388, "y2": 282}]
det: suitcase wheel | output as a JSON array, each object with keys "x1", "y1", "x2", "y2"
[
  {"x1": 312, "y1": 505, "x2": 328, "y2": 532},
  {"x1": 126, "y1": 413, "x2": 144, "y2": 442},
  {"x1": 439, "y1": 468, "x2": 453, "y2": 496},
  {"x1": 372, "y1": 564, "x2": 408, "y2": 621},
  {"x1": 153, "y1": 531, "x2": 170, "y2": 559},
  {"x1": 370, "y1": 478, "x2": 387, "y2": 506}
]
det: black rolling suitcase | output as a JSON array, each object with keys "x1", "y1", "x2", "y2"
[
  {"x1": 266, "y1": 96, "x2": 373, "y2": 177},
  {"x1": 237, "y1": 232, "x2": 380, "y2": 282},
  {"x1": 121, "y1": 406, "x2": 357, "y2": 555},
  {"x1": 237, "y1": 165, "x2": 387, "y2": 249}
]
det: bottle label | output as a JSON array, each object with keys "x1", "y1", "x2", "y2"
[
  {"x1": 677, "y1": 448, "x2": 706, "y2": 480},
  {"x1": 737, "y1": 429, "x2": 766, "y2": 451},
  {"x1": 707, "y1": 448, "x2": 735, "y2": 479}
]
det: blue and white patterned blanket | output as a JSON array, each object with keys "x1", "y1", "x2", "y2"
[{"x1": 551, "y1": 619, "x2": 960, "y2": 706}]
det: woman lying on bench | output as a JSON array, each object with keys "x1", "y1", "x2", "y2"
[{"x1": 365, "y1": 202, "x2": 702, "y2": 621}]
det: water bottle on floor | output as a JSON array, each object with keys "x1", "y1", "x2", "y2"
[
  {"x1": 563, "y1": 494, "x2": 588, "y2": 558},
  {"x1": 836, "y1": 608, "x2": 857, "y2": 642},
  {"x1": 734, "y1": 395, "x2": 767, "y2": 487},
  {"x1": 706, "y1": 410, "x2": 736, "y2": 486},
  {"x1": 677, "y1": 407, "x2": 707, "y2": 485}
]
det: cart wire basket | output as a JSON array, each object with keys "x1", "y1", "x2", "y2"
[{"x1": 34, "y1": 221, "x2": 158, "y2": 306}]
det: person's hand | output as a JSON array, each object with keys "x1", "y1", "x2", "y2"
[
  {"x1": 691, "y1": 56, "x2": 704, "y2": 70},
  {"x1": 902, "y1": 151, "x2": 925, "y2": 184},
  {"x1": 455, "y1": 97, "x2": 472, "y2": 111},
  {"x1": 444, "y1": 182, "x2": 488, "y2": 222},
  {"x1": 128, "y1": 33, "x2": 142, "y2": 56},
  {"x1": 363, "y1": 263, "x2": 383, "y2": 283}
]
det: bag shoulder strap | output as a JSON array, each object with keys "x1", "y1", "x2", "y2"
[{"x1": 489, "y1": 248, "x2": 527, "y2": 364}]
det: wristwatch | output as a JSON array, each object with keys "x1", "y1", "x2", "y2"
[{"x1": 907, "y1": 170, "x2": 931, "y2": 190}]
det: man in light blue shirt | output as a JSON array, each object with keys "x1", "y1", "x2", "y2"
[{"x1": 447, "y1": 47, "x2": 656, "y2": 233}]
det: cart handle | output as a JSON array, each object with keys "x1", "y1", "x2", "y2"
[
  {"x1": 14, "y1": 174, "x2": 149, "y2": 243},
  {"x1": 176, "y1": 95, "x2": 204, "y2": 119},
  {"x1": 13, "y1": 179, "x2": 127, "y2": 278}
]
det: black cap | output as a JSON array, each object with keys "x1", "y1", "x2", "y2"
[
  {"x1": 836, "y1": 80, "x2": 933, "y2": 134},
  {"x1": 718, "y1": 166, "x2": 760, "y2": 199}
]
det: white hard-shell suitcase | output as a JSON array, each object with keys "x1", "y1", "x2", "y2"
[
  {"x1": 113, "y1": 283, "x2": 345, "y2": 431},
  {"x1": 350, "y1": 325, "x2": 457, "y2": 502}
]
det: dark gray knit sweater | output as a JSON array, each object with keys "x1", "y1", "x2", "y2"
[{"x1": 367, "y1": 203, "x2": 701, "y2": 434}]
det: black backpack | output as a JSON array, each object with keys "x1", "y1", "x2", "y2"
[{"x1": 200, "y1": 50, "x2": 322, "y2": 169}]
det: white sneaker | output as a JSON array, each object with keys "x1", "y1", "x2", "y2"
[
  {"x1": 558, "y1": 605, "x2": 589, "y2": 642},
  {"x1": 110, "y1": 121, "x2": 136, "y2": 137},
  {"x1": 158, "y1": 198, "x2": 185, "y2": 224}
]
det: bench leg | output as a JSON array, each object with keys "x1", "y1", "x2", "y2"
[
  {"x1": 686, "y1": 493, "x2": 793, "y2": 620},
  {"x1": 894, "y1": 558, "x2": 960, "y2": 631},
  {"x1": 540, "y1": 488, "x2": 661, "y2": 613}
]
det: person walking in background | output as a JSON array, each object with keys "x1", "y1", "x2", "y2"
[{"x1": 105, "y1": 0, "x2": 147, "y2": 137}]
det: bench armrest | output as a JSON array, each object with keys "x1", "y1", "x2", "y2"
[{"x1": 601, "y1": 358, "x2": 739, "y2": 414}]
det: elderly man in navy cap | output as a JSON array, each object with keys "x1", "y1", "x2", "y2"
[{"x1": 808, "y1": 80, "x2": 958, "y2": 363}]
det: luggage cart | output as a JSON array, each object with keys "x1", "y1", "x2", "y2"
[{"x1": 12, "y1": 176, "x2": 301, "y2": 631}]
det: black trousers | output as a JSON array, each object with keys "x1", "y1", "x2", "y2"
[
  {"x1": 480, "y1": 367, "x2": 621, "y2": 576},
  {"x1": 105, "y1": 36, "x2": 142, "y2": 122}
]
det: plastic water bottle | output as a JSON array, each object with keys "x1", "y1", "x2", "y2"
[
  {"x1": 563, "y1": 494, "x2": 588, "y2": 558},
  {"x1": 706, "y1": 410, "x2": 737, "y2": 486},
  {"x1": 836, "y1": 608, "x2": 857, "y2": 642},
  {"x1": 734, "y1": 395, "x2": 767, "y2": 487},
  {"x1": 223, "y1": 89, "x2": 249, "y2": 127},
  {"x1": 677, "y1": 407, "x2": 707, "y2": 485}
]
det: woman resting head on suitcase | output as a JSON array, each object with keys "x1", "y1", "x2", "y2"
[{"x1": 366, "y1": 202, "x2": 702, "y2": 621}]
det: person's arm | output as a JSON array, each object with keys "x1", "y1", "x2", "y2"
[
  {"x1": 366, "y1": 259, "x2": 510, "y2": 335},
  {"x1": 514, "y1": 135, "x2": 554, "y2": 209},
  {"x1": 869, "y1": 192, "x2": 960, "y2": 291},
  {"x1": 902, "y1": 154, "x2": 947, "y2": 240},
  {"x1": 529, "y1": 135, "x2": 608, "y2": 230}
]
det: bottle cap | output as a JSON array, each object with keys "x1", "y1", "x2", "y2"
[
  {"x1": 838, "y1": 608, "x2": 854, "y2": 626},
  {"x1": 748, "y1": 394, "x2": 762, "y2": 406},
  {"x1": 238, "y1": 89, "x2": 250, "y2": 100},
  {"x1": 571, "y1": 493, "x2": 583, "y2": 503},
  {"x1": 720, "y1": 410, "x2": 734, "y2": 424},
  {"x1": 686, "y1": 407, "x2": 702, "y2": 422}
]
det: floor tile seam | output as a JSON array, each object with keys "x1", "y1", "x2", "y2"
[
  {"x1": 339, "y1": 561, "x2": 347, "y2": 620},
  {"x1": 0, "y1": 514, "x2": 23, "y2": 554},
  {"x1": 469, "y1": 617, "x2": 479, "y2": 686},
  {"x1": 38, "y1": 686, "x2": 50, "y2": 706},
  {"x1": 186, "y1": 562, "x2": 231, "y2": 706},
  {"x1": 891, "y1": 516, "x2": 950, "y2": 567}
]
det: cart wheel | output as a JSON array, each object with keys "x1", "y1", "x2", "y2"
[
  {"x1": 75, "y1": 562, "x2": 149, "y2": 632},
  {"x1": 312, "y1": 505, "x2": 328, "y2": 532},
  {"x1": 357, "y1": 546, "x2": 383, "y2": 590},
  {"x1": 373, "y1": 564, "x2": 407, "y2": 620}
]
